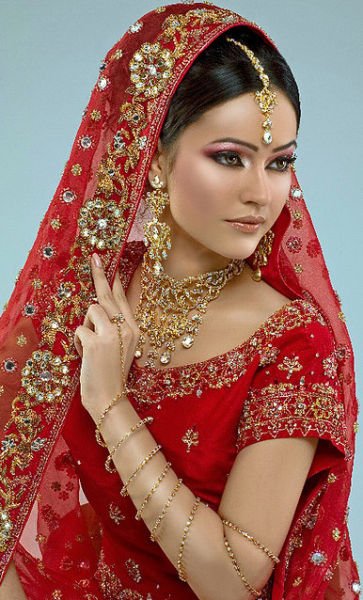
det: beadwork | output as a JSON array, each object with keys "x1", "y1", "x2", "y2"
[
  {"x1": 177, "y1": 497, "x2": 202, "y2": 581},
  {"x1": 120, "y1": 445, "x2": 162, "y2": 497}
]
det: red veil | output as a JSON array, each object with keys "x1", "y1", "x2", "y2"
[{"x1": 0, "y1": 2, "x2": 360, "y2": 598}]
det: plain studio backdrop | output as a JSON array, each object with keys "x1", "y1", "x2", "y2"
[{"x1": 0, "y1": 0, "x2": 362, "y2": 571}]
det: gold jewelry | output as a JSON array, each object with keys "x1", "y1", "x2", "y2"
[
  {"x1": 135, "y1": 461, "x2": 172, "y2": 520},
  {"x1": 144, "y1": 175, "x2": 171, "y2": 277},
  {"x1": 134, "y1": 254, "x2": 245, "y2": 367},
  {"x1": 120, "y1": 444, "x2": 162, "y2": 497},
  {"x1": 223, "y1": 535, "x2": 261, "y2": 598},
  {"x1": 105, "y1": 416, "x2": 154, "y2": 473},
  {"x1": 95, "y1": 392, "x2": 123, "y2": 448},
  {"x1": 110, "y1": 311, "x2": 128, "y2": 396},
  {"x1": 150, "y1": 478, "x2": 183, "y2": 542},
  {"x1": 221, "y1": 518, "x2": 280, "y2": 565},
  {"x1": 177, "y1": 496, "x2": 202, "y2": 582},
  {"x1": 251, "y1": 230, "x2": 274, "y2": 282},
  {"x1": 226, "y1": 38, "x2": 277, "y2": 145}
]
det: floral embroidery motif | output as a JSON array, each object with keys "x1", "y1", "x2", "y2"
[
  {"x1": 332, "y1": 527, "x2": 341, "y2": 541},
  {"x1": 182, "y1": 427, "x2": 199, "y2": 453},
  {"x1": 1, "y1": 359, "x2": 17, "y2": 373},
  {"x1": 277, "y1": 356, "x2": 303, "y2": 379},
  {"x1": 71, "y1": 164, "x2": 82, "y2": 176},
  {"x1": 286, "y1": 236, "x2": 303, "y2": 253},
  {"x1": 16, "y1": 334, "x2": 28, "y2": 347},
  {"x1": 125, "y1": 558, "x2": 142, "y2": 583},
  {"x1": 258, "y1": 345, "x2": 280, "y2": 366},
  {"x1": 309, "y1": 550, "x2": 328, "y2": 566},
  {"x1": 109, "y1": 502, "x2": 126, "y2": 525},
  {"x1": 322, "y1": 352, "x2": 338, "y2": 379},
  {"x1": 129, "y1": 43, "x2": 175, "y2": 99},
  {"x1": 95, "y1": 555, "x2": 148, "y2": 599}
]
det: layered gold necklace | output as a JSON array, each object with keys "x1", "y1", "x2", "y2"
[{"x1": 134, "y1": 252, "x2": 245, "y2": 367}]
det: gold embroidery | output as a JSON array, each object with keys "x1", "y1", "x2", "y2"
[
  {"x1": 277, "y1": 356, "x2": 303, "y2": 379},
  {"x1": 70, "y1": 164, "x2": 82, "y2": 176},
  {"x1": 0, "y1": 385, "x2": 4, "y2": 397},
  {"x1": 109, "y1": 502, "x2": 125, "y2": 525},
  {"x1": 182, "y1": 427, "x2": 199, "y2": 453},
  {"x1": 332, "y1": 527, "x2": 341, "y2": 541},
  {"x1": 127, "y1": 298, "x2": 327, "y2": 405},
  {"x1": 50, "y1": 218, "x2": 62, "y2": 230},
  {"x1": 125, "y1": 558, "x2": 142, "y2": 583},
  {"x1": 238, "y1": 381, "x2": 347, "y2": 454},
  {"x1": 327, "y1": 473, "x2": 337, "y2": 484},
  {"x1": 90, "y1": 109, "x2": 102, "y2": 121}
]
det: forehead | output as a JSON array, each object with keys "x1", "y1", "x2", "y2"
[{"x1": 182, "y1": 91, "x2": 297, "y2": 148}]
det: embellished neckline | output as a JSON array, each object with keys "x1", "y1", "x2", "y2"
[{"x1": 131, "y1": 298, "x2": 303, "y2": 374}]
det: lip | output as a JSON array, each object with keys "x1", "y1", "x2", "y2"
[
  {"x1": 225, "y1": 216, "x2": 265, "y2": 224},
  {"x1": 226, "y1": 221, "x2": 261, "y2": 233}
]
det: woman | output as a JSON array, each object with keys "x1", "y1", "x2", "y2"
[{"x1": 0, "y1": 2, "x2": 360, "y2": 598}]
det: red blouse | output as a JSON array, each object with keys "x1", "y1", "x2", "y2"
[{"x1": 16, "y1": 243, "x2": 346, "y2": 599}]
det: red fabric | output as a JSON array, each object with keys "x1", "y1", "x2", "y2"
[{"x1": 0, "y1": 2, "x2": 360, "y2": 598}]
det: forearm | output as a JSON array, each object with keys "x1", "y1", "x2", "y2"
[
  {"x1": 0, "y1": 561, "x2": 27, "y2": 600},
  {"x1": 98, "y1": 396, "x2": 274, "y2": 600}
]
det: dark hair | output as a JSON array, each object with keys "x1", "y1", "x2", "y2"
[{"x1": 160, "y1": 26, "x2": 300, "y2": 160}]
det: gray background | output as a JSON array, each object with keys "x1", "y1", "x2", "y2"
[{"x1": 0, "y1": 0, "x2": 362, "y2": 570}]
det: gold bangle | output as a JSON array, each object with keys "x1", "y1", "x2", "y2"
[
  {"x1": 221, "y1": 518, "x2": 280, "y2": 565},
  {"x1": 135, "y1": 462, "x2": 172, "y2": 520},
  {"x1": 105, "y1": 416, "x2": 154, "y2": 473},
  {"x1": 223, "y1": 535, "x2": 261, "y2": 598},
  {"x1": 177, "y1": 497, "x2": 201, "y2": 582},
  {"x1": 95, "y1": 392, "x2": 123, "y2": 448},
  {"x1": 120, "y1": 445, "x2": 162, "y2": 497},
  {"x1": 150, "y1": 478, "x2": 183, "y2": 542}
]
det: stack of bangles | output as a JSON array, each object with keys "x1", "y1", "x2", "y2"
[{"x1": 94, "y1": 312, "x2": 279, "y2": 594}]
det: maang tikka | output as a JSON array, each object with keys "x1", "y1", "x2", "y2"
[
  {"x1": 226, "y1": 38, "x2": 277, "y2": 145},
  {"x1": 143, "y1": 174, "x2": 171, "y2": 276}
]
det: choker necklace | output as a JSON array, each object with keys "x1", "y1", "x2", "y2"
[{"x1": 134, "y1": 252, "x2": 245, "y2": 367}]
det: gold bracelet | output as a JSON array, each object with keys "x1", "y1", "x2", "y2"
[
  {"x1": 105, "y1": 416, "x2": 154, "y2": 473},
  {"x1": 95, "y1": 392, "x2": 123, "y2": 448},
  {"x1": 135, "y1": 462, "x2": 172, "y2": 520},
  {"x1": 120, "y1": 445, "x2": 162, "y2": 497},
  {"x1": 110, "y1": 313, "x2": 127, "y2": 397},
  {"x1": 150, "y1": 478, "x2": 183, "y2": 542},
  {"x1": 177, "y1": 497, "x2": 201, "y2": 582},
  {"x1": 223, "y1": 535, "x2": 261, "y2": 598},
  {"x1": 221, "y1": 518, "x2": 280, "y2": 565}
]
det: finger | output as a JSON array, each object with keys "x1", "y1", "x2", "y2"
[
  {"x1": 74, "y1": 325, "x2": 95, "y2": 356},
  {"x1": 91, "y1": 253, "x2": 120, "y2": 318},
  {"x1": 112, "y1": 271, "x2": 134, "y2": 322},
  {"x1": 83, "y1": 303, "x2": 113, "y2": 335}
]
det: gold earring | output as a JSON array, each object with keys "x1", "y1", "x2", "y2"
[
  {"x1": 144, "y1": 175, "x2": 172, "y2": 276},
  {"x1": 251, "y1": 230, "x2": 274, "y2": 281}
]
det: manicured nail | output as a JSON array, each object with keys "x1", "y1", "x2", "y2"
[{"x1": 92, "y1": 253, "x2": 102, "y2": 268}]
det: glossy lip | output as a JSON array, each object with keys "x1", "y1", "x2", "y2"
[
  {"x1": 225, "y1": 215, "x2": 266, "y2": 224},
  {"x1": 226, "y1": 221, "x2": 261, "y2": 233}
]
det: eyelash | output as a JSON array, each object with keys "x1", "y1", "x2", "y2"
[{"x1": 212, "y1": 151, "x2": 297, "y2": 172}]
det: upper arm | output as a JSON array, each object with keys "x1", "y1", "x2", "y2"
[{"x1": 217, "y1": 311, "x2": 347, "y2": 589}]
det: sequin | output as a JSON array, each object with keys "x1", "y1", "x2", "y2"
[
  {"x1": 79, "y1": 135, "x2": 93, "y2": 150},
  {"x1": 2, "y1": 359, "x2": 17, "y2": 373},
  {"x1": 23, "y1": 303, "x2": 37, "y2": 317},
  {"x1": 125, "y1": 558, "x2": 142, "y2": 583},
  {"x1": 42, "y1": 245, "x2": 56, "y2": 259},
  {"x1": 129, "y1": 20, "x2": 143, "y2": 33},
  {"x1": 352, "y1": 581, "x2": 361, "y2": 594},
  {"x1": 309, "y1": 550, "x2": 327, "y2": 566},
  {"x1": 61, "y1": 189, "x2": 76, "y2": 204},
  {"x1": 97, "y1": 76, "x2": 110, "y2": 90}
]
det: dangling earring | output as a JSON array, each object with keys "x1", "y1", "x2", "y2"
[
  {"x1": 144, "y1": 175, "x2": 172, "y2": 276},
  {"x1": 251, "y1": 230, "x2": 274, "y2": 281}
]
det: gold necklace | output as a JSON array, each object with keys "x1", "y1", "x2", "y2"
[{"x1": 134, "y1": 252, "x2": 245, "y2": 367}]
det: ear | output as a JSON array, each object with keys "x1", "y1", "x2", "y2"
[{"x1": 147, "y1": 139, "x2": 168, "y2": 187}]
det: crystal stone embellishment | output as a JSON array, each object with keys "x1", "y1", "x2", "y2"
[
  {"x1": 182, "y1": 335, "x2": 194, "y2": 349},
  {"x1": 62, "y1": 189, "x2": 76, "y2": 204},
  {"x1": 309, "y1": 551, "x2": 327, "y2": 566},
  {"x1": 352, "y1": 581, "x2": 361, "y2": 594}
]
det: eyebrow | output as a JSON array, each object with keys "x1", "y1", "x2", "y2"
[{"x1": 209, "y1": 138, "x2": 297, "y2": 152}]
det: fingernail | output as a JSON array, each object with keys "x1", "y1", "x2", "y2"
[{"x1": 92, "y1": 253, "x2": 102, "y2": 268}]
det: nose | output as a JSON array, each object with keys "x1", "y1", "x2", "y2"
[{"x1": 239, "y1": 165, "x2": 271, "y2": 207}]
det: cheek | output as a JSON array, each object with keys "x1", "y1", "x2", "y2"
[
  {"x1": 169, "y1": 154, "x2": 224, "y2": 219},
  {"x1": 270, "y1": 176, "x2": 291, "y2": 219}
]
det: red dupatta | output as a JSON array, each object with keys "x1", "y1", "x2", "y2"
[{"x1": 0, "y1": 2, "x2": 360, "y2": 597}]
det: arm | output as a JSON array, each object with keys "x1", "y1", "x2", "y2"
[
  {"x1": 0, "y1": 561, "x2": 27, "y2": 600},
  {"x1": 99, "y1": 395, "x2": 318, "y2": 600}
]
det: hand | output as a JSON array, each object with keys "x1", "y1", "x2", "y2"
[{"x1": 74, "y1": 253, "x2": 140, "y2": 421}]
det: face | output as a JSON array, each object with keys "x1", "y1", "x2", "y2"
[{"x1": 151, "y1": 90, "x2": 298, "y2": 265}]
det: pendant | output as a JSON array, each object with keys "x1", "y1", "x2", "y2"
[{"x1": 134, "y1": 349, "x2": 143, "y2": 359}]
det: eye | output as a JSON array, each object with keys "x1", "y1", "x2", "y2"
[
  {"x1": 269, "y1": 154, "x2": 297, "y2": 172},
  {"x1": 211, "y1": 151, "x2": 243, "y2": 167}
]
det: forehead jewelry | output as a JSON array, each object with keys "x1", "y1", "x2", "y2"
[{"x1": 226, "y1": 38, "x2": 277, "y2": 145}]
